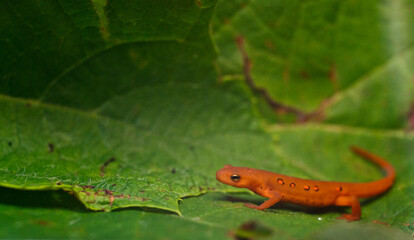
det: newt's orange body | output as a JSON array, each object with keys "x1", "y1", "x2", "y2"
[{"x1": 216, "y1": 147, "x2": 395, "y2": 221}]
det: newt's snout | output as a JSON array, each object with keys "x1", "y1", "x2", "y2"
[
  {"x1": 216, "y1": 168, "x2": 224, "y2": 182},
  {"x1": 216, "y1": 165, "x2": 233, "y2": 183}
]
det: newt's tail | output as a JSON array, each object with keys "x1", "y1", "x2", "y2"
[{"x1": 348, "y1": 146, "x2": 396, "y2": 198}]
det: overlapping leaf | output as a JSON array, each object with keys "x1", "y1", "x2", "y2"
[{"x1": 213, "y1": 0, "x2": 414, "y2": 128}]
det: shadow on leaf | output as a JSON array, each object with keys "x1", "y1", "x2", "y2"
[{"x1": 0, "y1": 187, "x2": 89, "y2": 212}]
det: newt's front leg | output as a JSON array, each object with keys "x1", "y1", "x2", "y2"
[
  {"x1": 244, "y1": 193, "x2": 281, "y2": 210},
  {"x1": 334, "y1": 195, "x2": 361, "y2": 221}
]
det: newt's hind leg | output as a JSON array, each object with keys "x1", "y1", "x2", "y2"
[{"x1": 334, "y1": 196, "x2": 361, "y2": 221}]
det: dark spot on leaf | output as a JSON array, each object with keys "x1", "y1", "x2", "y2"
[
  {"x1": 240, "y1": 221, "x2": 257, "y2": 231},
  {"x1": 283, "y1": 66, "x2": 290, "y2": 82},
  {"x1": 48, "y1": 143, "x2": 54, "y2": 153},
  {"x1": 83, "y1": 185, "x2": 95, "y2": 189},
  {"x1": 195, "y1": 0, "x2": 202, "y2": 7},
  {"x1": 140, "y1": 190, "x2": 146, "y2": 193},
  {"x1": 264, "y1": 39, "x2": 274, "y2": 50},
  {"x1": 103, "y1": 189, "x2": 113, "y2": 195},
  {"x1": 230, "y1": 220, "x2": 273, "y2": 240},
  {"x1": 100, "y1": 157, "x2": 116, "y2": 177},
  {"x1": 171, "y1": 168, "x2": 176, "y2": 174},
  {"x1": 33, "y1": 219, "x2": 53, "y2": 226},
  {"x1": 8, "y1": 141, "x2": 12, "y2": 146},
  {"x1": 199, "y1": 187, "x2": 203, "y2": 191},
  {"x1": 372, "y1": 220, "x2": 390, "y2": 226},
  {"x1": 189, "y1": 145, "x2": 195, "y2": 151},
  {"x1": 111, "y1": 184, "x2": 117, "y2": 187},
  {"x1": 300, "y1": 70, "x2": 310, "y2": 79},
  {"x1": 134, "y1": 197, "x2": 149, "y2": 201},
  {"x1": 25, "y1": 102, "x2": 31, "y2": 107},
  {"x1": 329, "y1": 63, "x2": 338, "y2": 90}
]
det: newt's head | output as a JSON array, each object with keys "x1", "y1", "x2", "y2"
[{"x1": 216, "y1": 165, "x2": 254, "y2": 188}]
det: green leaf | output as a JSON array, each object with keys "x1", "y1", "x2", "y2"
[
  {"x1": 213, "y1": 0, "x2": 414, "y2": 128},
  {"x1": 1, "y1": 0, "x2": 217, "y2": 108},
  {"x1": 0, "y1": 82, "x2": 273, "y2": 213},
  {"x1": 0, "y1": 188, "x2": 227, "y2": 239},
  {"x1": 0, "y1": 0, "x2": 232, "y2": 214},
  {"x1": 1, "y1": 187, "x2": 412, "y2": 239}
]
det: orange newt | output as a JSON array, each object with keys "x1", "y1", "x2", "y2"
[{"x1": 216, "y1": 146, "x2": 395, "y2": 221}]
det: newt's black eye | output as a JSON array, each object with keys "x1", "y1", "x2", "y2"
[{"x1": 231, "y1": 174, "x2": 241, "y2": 182}]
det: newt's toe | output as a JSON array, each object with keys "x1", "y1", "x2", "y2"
[
  {"x1": 336, "y1": 214, "x2": 360, "y2": 222},
  {"x1": 244, "y1": 203, "x2": 261, "y2": 210}
]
